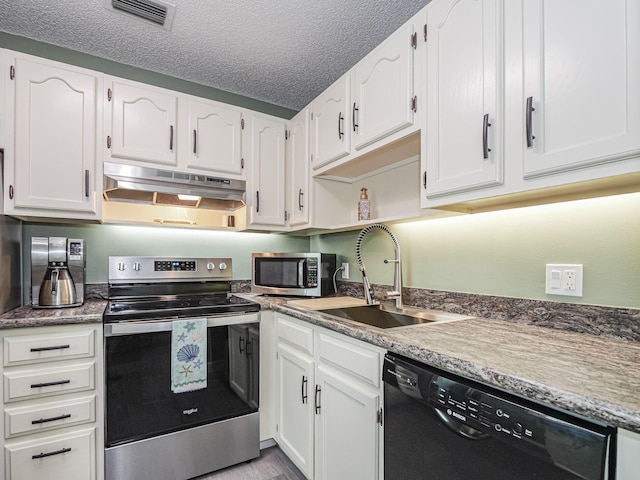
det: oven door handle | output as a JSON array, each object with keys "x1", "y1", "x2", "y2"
[{"x1": 104, "y1": 314, "x2": 259, "y2": 337}]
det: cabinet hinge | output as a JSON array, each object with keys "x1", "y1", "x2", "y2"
[
  {"x1": 9, "y1": 65, "x2": 15, "y2": 80},
  {"x1": 241, "y1": 158, "x2": 245, "y2": 169},
  {"x1": 424, "y1": 24, "x2": 428, "y2": 42},
  {"x1": 241, "y1": 118, "x2": 245, "y2": 129},
  {"x1": 410, "y1": 32, "x2": 417, "y2": 49},
  {"x1": 377, "y1": 408, "x2": 383, "y2": 426},
  {"x1": 411, "y1": 96, "x2": 417, "y2": 113}
]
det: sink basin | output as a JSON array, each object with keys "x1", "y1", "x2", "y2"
[{"x1": 318, "y1": 304, "x2": 471, "y2": 329}]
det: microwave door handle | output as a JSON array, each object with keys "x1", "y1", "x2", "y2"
[{"x1": 298, "y1": 260, "x2": 306, "y2": 288}]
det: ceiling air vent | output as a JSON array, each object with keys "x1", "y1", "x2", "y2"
[{"x1": 105, "y1": 0, "x2": 176, "y2": 30}]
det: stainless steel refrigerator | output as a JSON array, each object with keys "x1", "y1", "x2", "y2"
[{"x1": 0, "y1": 148, "x2": 22, "y2": 313}]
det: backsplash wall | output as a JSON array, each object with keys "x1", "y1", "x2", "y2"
[
  {"x1": 22, "y1": 222, "x2": 310, "y2": 304},
  {"x1": 312, "y1": 193, "x2": 640, "y2": 309}
]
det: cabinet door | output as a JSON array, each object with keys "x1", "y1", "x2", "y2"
[
  {"x1": 314, "y1": 364, "x2": 380, "y2": 480},
  {"x1": 311, "y1": 75, "x2": 350, "y2": 170},
  {"x1": 108, "y1": 79, "x2": 177, "y2": 166},
  {"x1": 12, "y1": 56, "x2": 99, "y2": 214},
  {"x1": 248, "y1": 115, "x2": 286, "y2": 227},
  {"x1": 425, "y1": 0, "x2": 503, "y2": 198},
  {"x1": 277, "y1": 343, "x2": 314, "y2": 479},
  {"x1": 287, "y1": 109, "x2": 310, "y2": 227},
  {"x1": 187, "y1": 99, "x2": 244, "y2": 176},
  {"x1": 522, "y1": 0, "x2": 640, "y2": 177},
  {"x1": 352, "y1": 21, "x2": 415, "y2": 151}
]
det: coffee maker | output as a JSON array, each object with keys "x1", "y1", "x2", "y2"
[{"x1": 31, "y1": 237, "x2": 85, "y2": 308}]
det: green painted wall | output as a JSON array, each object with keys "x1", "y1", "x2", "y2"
[
  {"x1": 0, "y1": 32, "x2": 296, "y2": 119},
  {"x1": 311, "y1": 193, "x2": 640, "y2": 309},
  {"x1": 22, "y1": 222, "x2": 309, "y2": 302}
]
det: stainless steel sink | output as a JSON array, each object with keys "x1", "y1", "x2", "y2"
[{"x1": 318, "y1": 303, "x2": 472, "y2": 329}]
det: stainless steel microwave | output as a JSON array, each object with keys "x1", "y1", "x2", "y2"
[{"x1": 251, "y1": 253, "x2": 337, "y2": 297}]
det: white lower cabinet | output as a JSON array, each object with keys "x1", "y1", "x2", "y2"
[
  {"x1": 0, "y1": 325, "x2": 103, "y2": 480},
  {"x1": 275, "y1": 314, "x2": 384, "y2": 480},
  {"x1": 617, "y1": 428, "x2": 640, "y2": 480}
]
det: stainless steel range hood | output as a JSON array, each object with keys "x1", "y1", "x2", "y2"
[{"x1": 103, "y1": 162, "x2": 246, "y2": 211}]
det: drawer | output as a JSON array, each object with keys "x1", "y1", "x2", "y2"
[
  {"x1": 4, "y1": 395, "x2": 96, "y2": 439},
  {"x1": 317, "y1": 332, "x2": 382, "y2": 388},
  {"x1": 4, "y1": 330, "x2": 95, "y2": 367},
  {"x1": 277, "y1": 316, "x2": 314, "y2": 355},
  {"x1": 5, "y1": 427, "x2": 96, "y2": 480},
  {"x1": 4, "y1": 363, "x2": 95, "y2": 403}
]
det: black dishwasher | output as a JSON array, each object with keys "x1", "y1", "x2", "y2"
[{"x1": 383, "y1": 353, "x2": 615, "y2": 480}]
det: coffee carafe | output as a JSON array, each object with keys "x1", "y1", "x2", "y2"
[{"x1": 31, "y1": 237, "x2": 85, "y2": 308}]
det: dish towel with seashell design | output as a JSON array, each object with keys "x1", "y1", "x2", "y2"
[{"x1": 171, "y1": 318, "x2": 207, "y2": 393}]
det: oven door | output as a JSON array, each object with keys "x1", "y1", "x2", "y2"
[{"x1": 104, "y1": 313, "x2": 259, "y2": 447}]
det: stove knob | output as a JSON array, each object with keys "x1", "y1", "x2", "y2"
[
  {"x1": 218, "y1": 262, "x2": 228, "y2": 271},
  {"x1": 206, "y1": 262, "x2": 215, "y2": 271},
  {"x1": 117, "y1": 262, "x2": 126, "y2": 271},
  {"x1": 132, "y1": 262, "x2": 141, "y2": 271}
]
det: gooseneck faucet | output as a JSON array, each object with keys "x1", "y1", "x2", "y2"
[{"x1": 355, "y1": 223, "x2": 403, "y2": 309}]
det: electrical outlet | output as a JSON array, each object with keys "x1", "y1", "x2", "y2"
[
  {"x1": 545, "y1": 264, "x2": 583, "y2": 297},
  {"x1": 341, "y1": 262, "x2": 349, "y2": 279}
]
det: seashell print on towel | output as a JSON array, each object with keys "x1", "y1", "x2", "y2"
[{"x1": 177, "y1": 343, "x2": 200, "y2": 363}]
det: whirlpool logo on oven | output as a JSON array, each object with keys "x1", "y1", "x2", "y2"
[{"x1": 183, "y1": 408, "x2": 198, "y2": 415}]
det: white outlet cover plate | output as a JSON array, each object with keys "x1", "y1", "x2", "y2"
[{"x1": 545, "y1": 264, "x2": 583, "y2": 297}]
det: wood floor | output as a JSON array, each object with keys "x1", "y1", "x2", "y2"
[{"x1": 196, "y1": 446, "x2": 306, "y2": 480}]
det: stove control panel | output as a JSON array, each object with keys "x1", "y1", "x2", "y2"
[{"x1": 108, "y1": 257, "x2": 233, "y2": 283}]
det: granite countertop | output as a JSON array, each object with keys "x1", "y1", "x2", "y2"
[
  {"x1": 244, "y1": 294, "x2": 640, "y2": 434},
  {"x1": 4, "y1": 292, "x2": 639, "y2": 434},
  {"x1": 0, "y1": 299, "x2": 107, "y2": 328}
]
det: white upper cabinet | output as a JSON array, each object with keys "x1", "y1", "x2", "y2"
[
  {"x1": 106, "y1": 78, "x2": 178, "y2": 166},
  {"x1": 185, "y1": 98, "x2": 244, "y2": 177},
  {"x1": 287, "y1": 108, "x2": 311, "y2": 227},
  {"x1": 246, "y1": 113, "x2": 287, "y2": 227},
  {"x1": 311, "y1": 75, "x2": 351, "y2": 170},
  {"x1": 4, "y1": 52, "x2": 101, "y2": 218},
  {"x1": 522, "y1": 0, "x2": 640, "y2": 177},
  {"x1": 425, "y1": 0, "x2": 503, "y2": 198},
  {"x1": 352, "y1": 20, "x2": 415, "y2": 151}
]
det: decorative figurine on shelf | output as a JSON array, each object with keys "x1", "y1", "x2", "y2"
[{"x1": 358, "y1": 187, "x2": 371, "y2": 221}]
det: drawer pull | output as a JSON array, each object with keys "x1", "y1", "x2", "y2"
[
  {"x1": 32, "y1": 447, "x2": 72, "y2": 460},
  {"x1": 31, "y1": 414, "x2": 72, "y2": 425},
  {"x1": 31, "y1": 379, "x2": 71, "y2": 389},
  {"x1": 30, "y1": 344, "x2": 70, "y2": 352}
]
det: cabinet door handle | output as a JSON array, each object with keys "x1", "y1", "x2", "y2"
[
  {"x1": 423, "y1": 171, "x2": 427, "y2": 189},
  {"x1": 482, "y1": 113, "x2": 492, "y2": 159},
  {"x1": 107, "y1": 135, "x2": 111, "y2": 149},
  {"x1": 30, "y1": 379, "x2": 71, "y2": 389},
  {"x1": 246, "y1": 339, "x2": 253, "y2": 357},
  {"x1": 256, "y1": 191, "x2": 260, "y2": 213},
  {"x1": 32, "y1": 413, "x2": 72, "y2": 425},
  {"x1": 298, "y1": 189, "x2": 304, "y2": 211},
  {"x1": 169, "y1": 125, "x2": 174, "y2": 151},
  {"x1": 526, "y1": 96, "x2": 536, "y2": 148},
  {"x1": 84, "y1": 170, "x2": 90, "y2": 198},
  {"x1": 338, "y1": 112, "x2": 344, "y2": 139},
  {"x1": 9, "y1": 185, "x2": 14, "y2": 199},
  {"x1": 301, "y1": 375, "x2": 308, "y2": 404},
  {"x1": 352, "y1": 102, "x2": 359, "y2": 132},
  {"x1": 239, "y1": 336, "x2": 245, "y2": 354},
  {"x1": 30, "y1": 344, "x2": 70, "y2": 352},
  {"x1": 32, "y1": 447, "x2": 71, "y2": 460},
  {"x1": 193, "y1": 129, "x2": 197, "y2": 154},
  {"x1": 314, "y1": 385, "x2": 321, "y2": 414}
]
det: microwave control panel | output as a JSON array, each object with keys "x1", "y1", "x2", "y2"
[{"x1": 306, "y1": 258, "x2": 318, "y2": 287}]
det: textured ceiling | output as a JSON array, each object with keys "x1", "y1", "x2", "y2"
[{"x1": 0, "y1": 0, "x2": 431, "y2": 111}]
